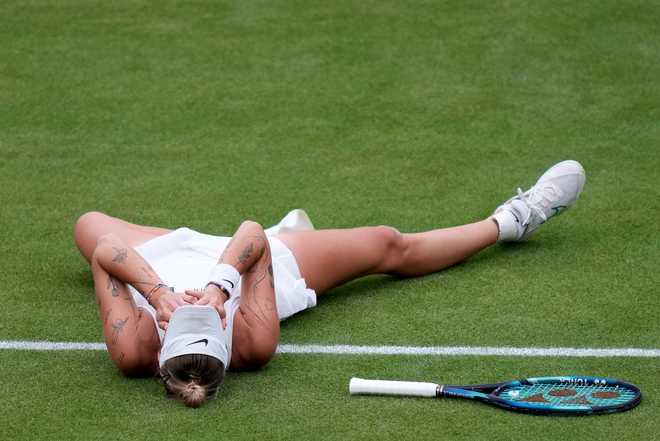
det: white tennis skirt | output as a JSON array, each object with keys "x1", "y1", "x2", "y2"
[{"x1": 127, "y1": 210, "x2": 317, "y2": 342}]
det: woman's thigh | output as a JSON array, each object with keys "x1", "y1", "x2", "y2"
[
  {"x1": 74, "y1": 211, "x2": 172, "y2": 262},
  {"x1": 276, "y1": 226, "x2": 402, "y2": 295}
]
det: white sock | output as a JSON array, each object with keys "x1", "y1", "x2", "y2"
[{"x1": 490, "y1": 210, "x2": 519, "y2": 241}]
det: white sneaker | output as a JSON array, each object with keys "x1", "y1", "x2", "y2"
[{"x1": 491, "y1": 160, "x2": 586, "y2": 241}]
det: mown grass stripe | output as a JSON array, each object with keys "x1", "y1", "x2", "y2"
[{"x1": 1, "y1": 341, "x2": 659, "y2": 357}]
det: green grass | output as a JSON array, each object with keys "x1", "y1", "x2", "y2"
[
  {"x1": 1, "y1": 0, "x2": 659, "y2": 439},
  {"x1": 1, "y1": 352, "x2": 659, "y2": 440}
]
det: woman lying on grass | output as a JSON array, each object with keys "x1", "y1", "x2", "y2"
[{"x1": 74, "y1": 160, "x2": 585, "y2": 407}]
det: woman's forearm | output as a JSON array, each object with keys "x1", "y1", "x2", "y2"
[
  {"x1": 217, "y1": 220, "x2": 270, "y2": 274},
  {"x1": 217, "y1": 221, "x2": 279, "y2": 368},
  {"x1": 92, "y1": 234, "x2": 169, "y2": 306}
]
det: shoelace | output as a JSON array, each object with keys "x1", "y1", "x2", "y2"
[{"x1": 515, "y1": 183, "x2": 559, "y2": 225}]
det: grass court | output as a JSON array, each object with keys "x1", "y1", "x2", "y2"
[{"x1": 1, "y1": 1, "x2": 659, "y2": 439}]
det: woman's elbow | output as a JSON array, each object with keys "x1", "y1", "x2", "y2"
[{"x1": 248, "y1": 336, "x2": 278, "y2": 368}]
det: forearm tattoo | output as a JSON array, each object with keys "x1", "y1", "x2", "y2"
[{"x1": 112, "y1": 247, "x2": 128, "y2": 263}]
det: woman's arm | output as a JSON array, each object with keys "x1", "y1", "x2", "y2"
[
  {"x1": 190, "y1": 220, "x2": 279, "y2": 370},
  {"x1": 92, "y1": 233, "x2": 190, "y2": 329}
]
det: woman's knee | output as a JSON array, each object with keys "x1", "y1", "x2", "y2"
[{"x1": 373, "y1": 226, "x2": 408, "y2": 272}]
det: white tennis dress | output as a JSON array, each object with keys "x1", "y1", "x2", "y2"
[{"x1": 127, "y1": 209, "x2": 317, "y2": 359}]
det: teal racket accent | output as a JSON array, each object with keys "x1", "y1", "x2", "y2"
[{"x1": 440, "y1": 376, "x2": 641, "y2": 415}]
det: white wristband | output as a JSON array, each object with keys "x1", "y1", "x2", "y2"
[{"x1": 207, "y1": 263, "x2": 240, "y2": 297}]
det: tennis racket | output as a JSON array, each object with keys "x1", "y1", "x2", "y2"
[{"x1": 349, "y1": 376, "x2": 641, "y2": 415}]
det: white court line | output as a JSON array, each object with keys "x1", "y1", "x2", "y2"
[
  {"x1": 277, "y1": 344, "x2": 660, "y2": 357},
  {"x1": 1, "y1": 340, "x2": 659, "y2": 357}
]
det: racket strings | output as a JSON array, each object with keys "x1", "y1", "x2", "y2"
[{"x1": 499, "y1": 383, "x2": 636, "y2": 408}]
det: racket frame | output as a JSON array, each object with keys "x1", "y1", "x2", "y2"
[{"x1": 351, "y1": 376, "x2": 642, "y2": 416}]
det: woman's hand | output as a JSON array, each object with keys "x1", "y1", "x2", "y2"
[
  {"x1": 152, "y1": 290, "x2": 192, "y2": 331},
  {"x1": 185, "y1": 285, "x2": 229, "y2": 329}
]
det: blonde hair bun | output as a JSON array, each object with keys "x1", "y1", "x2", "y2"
[{"x1": 182, "y1": 381, "x2": 206, "y2": 408}]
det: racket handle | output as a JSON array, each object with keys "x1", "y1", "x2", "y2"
[{"x1": 349, "y1": 377, "x2": 440, "y2": 397}]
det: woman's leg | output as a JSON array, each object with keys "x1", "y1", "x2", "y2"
[
  {"x1": 74, "y1": 211, "x2": 171, "y2": 262},
  {"x1": 276, "y1": 219, "x2": 498, "y2": 295},
  {"x1": 277, "y1": 160, "x2": 588, "y2": 295}
]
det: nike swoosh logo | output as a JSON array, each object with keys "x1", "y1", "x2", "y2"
[
  {"x1": 551, "y1": 205, "x2": 567, "y2": 216},
  {"x1": 511, "y1": 212, "x2": 520, "y2": 223},
  {"x1": 187, "y1": 338, "x2": 208, "y2": 347},
  {"x1": 221, "y1": 279, "x2": 235, "y2": 289}
]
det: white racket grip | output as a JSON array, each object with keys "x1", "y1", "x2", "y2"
[{"x1": 349, "y1": 378, "x2": 439, "y2": 397}]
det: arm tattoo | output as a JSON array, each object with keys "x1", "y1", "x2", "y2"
[
  {"x1": 111, "y1": 317, "x2": 129, "y2": 345},
  {"x1": 107, "y1": 275, "x2": 119, "y2": 297},
  {"x1": 248, "y1": 260, "x2": 277, "y2": 316},
  {"x1": 238, "y1": 243, "x2": 254, "y2": 263},
  {"x1": 112, "y1": 247, "x2": 128, "y2": 263}
]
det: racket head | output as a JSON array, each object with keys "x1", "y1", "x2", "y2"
[{"x1": 484, "y1": 376, "x2": 641, "y2": 415}]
